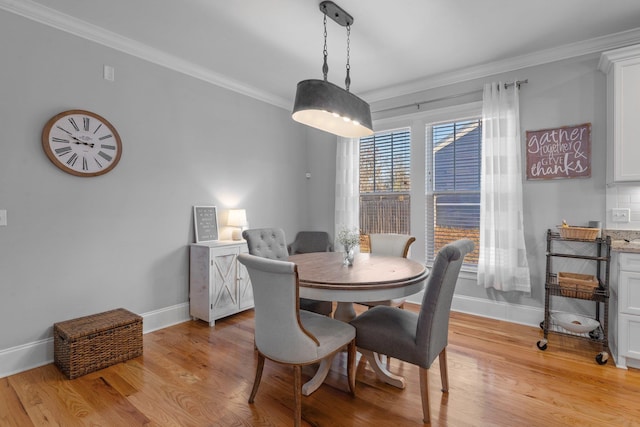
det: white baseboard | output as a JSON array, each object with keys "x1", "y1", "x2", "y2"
[
  {"x1": 406, "y1": 292, "x2": 544, "y2": 328},
  {"x1": 141, "y1": 303, "x2": 191, "y2": 334},
  {"x1": 627, "y1": 359, "x2": 640, "y2": 369},
  {"x1": 0, "y1": 303, "x2": 191, "y2": 379},
  {"x1": 451, "y1": 294, "x2": 544, "y2": 327}
]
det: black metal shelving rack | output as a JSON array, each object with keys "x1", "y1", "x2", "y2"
[{"x1": 537, "y1": 229, "x2": 611, "y2": 364}]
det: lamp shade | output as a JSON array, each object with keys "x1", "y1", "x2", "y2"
[
  {"x1": 227, "y1": 209, "x2": 247, "y2": 227},
  {"x1": 292, "y1": 79, "x2": 373, "y2": 138}
]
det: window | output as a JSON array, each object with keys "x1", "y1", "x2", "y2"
[
  {"x1": 359, "y1": 128, "x2": 411, "y2": 251},
  {"x1": 426, "y1": 119, "x2": 481, "y2": 266}
]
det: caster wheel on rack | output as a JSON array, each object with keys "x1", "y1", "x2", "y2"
[
  {"x1": 537, "y1": 339, "x2": 548, "y2": 351},
  {"x1": 596, "y1": 352, "x2": 609, "y2": 365}
]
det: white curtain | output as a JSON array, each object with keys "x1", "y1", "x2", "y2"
[
  {"x1": 335, "y1": 137, "x2": 360, "y2": 252},
  {"x1": 478, "y1": 82, "x2": 531, "y2": 292}
]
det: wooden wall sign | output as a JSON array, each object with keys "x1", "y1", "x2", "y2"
[{"x1": 525, "y1": 123, "x2": 591, "y2": 180}]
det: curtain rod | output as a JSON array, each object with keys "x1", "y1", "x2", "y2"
[
  {"x1": 504, "y1": 79, "x2": 528, "y2": 89},
  {"x1": 373, "y1": 79, "x2": 528, "y2": 114}
]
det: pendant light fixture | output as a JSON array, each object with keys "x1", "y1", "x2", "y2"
[{"x1": 292, "y1": 1, "x2": 373, "y2": 139}]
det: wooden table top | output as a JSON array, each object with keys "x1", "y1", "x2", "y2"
[{"x1": 288, "y1": 252, "x2": 428, "y2": 291}]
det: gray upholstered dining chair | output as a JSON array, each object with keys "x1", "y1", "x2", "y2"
[
  {"x1": 237, "y1": 253, "x2": 356, "y2": 427},
  {"x1": 287, "y1": 231, "x2": 334, "y2": 254},
  {"x1": 361, "y1": 233, "x2": 416, "y2": 309},
  {"x1": 242, "y1": 228, "x2": 333, "y2": 316},
  {"x1": 350, "y1": 239, "x2": 474, "y2": 425}
]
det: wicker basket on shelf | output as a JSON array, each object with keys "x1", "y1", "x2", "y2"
[
  {"x1": 558, "y1": 272, "x2": 598, "y2": 297},
  {"x1": 556, "y1": 226, "x2": 599, "y2": 240}
]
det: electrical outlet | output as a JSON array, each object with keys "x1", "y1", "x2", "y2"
[
  {"x1": 0, "y1": 210, "x2": 6, "y2": 226},
  {"x1": 612, "y1": 208, "x2": 631, "y2": 223}
]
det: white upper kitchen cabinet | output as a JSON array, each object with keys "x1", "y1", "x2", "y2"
[{"x1": 600, "y1": 44, "x2": 640, "y2": 183}]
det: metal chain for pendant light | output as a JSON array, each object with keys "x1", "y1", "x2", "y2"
[
  {"x1": 322, "y1": 14, "x2": 329, "y2": 81},
  {"x1": 345, "y1": 24, "x2": 351, "y2": 92}
]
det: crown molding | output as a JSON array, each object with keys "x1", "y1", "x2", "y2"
[
  {"x1": 0, "y1": 0, "x2": 291, "y2": 109},
  {"x1": 598, "y1": 43, "x2": 640, "y2": 73},
  {"x1": 363, "y1": 27, "x2": 640, "y2": 103},
  {"x1": 3, "y1": 0, "x2": 640, "y2": 110}
]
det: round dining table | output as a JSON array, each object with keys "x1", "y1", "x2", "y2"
[
  {"x1": 289, "y1": 251, "x2": 429, "y2": 322},
  {"x1": 288, "y1": 251, "x2": 429, "y2": 394}
]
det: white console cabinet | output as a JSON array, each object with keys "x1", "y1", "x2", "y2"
[
  {"x1": 189, "y1": 240, "x2": 253, "y2": 326},
  {"x1": 610, "y1": 252, "x2": 640, "y2": 369},
  {"x1": 600, "y1": 44, "x2": 640, "y2": 182}
]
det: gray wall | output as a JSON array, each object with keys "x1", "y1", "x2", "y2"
[
  {"x1": 0, "y1": 7, "x2": 611, "y2": 365},
  {"x1": 305, "y1": 130, "x2": 337, "y2": 234},
  {"x1": 0, "y1": 11, "x2": 314, "y2": 350}
]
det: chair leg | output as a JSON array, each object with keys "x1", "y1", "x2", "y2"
[
  {"x1": 439, "y1": 347, "x2": 449, "y2": 392},
  {"x1": 419, "y1": 367, "x2": 430, "y2": 424},
  {"x1": 248, "y1": 352, "x2": 265, "y2": 404},
  {"x1": 294, "y1": 365, "x2": 302, "y2": 427},
  {"x1": 347, "y1": 339, "x2": 357, "y2": 396}
]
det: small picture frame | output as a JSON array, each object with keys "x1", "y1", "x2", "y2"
[{"x1": 193, "y1": 206, "x2": 219, "y2": 243}]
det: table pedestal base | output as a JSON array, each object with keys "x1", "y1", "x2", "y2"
[
  {"x1": 333, "y1": 301, "x2": 357, "y2": 322},
  {"x1": 301, "y1": 356, "x2": 333, "y2": 396},
  {"x1": 359, "y1": 348, "x2": 406, "y2": 388},
  {"x1": 301, "y1": 348, "x2": 406, "y2": 395}
]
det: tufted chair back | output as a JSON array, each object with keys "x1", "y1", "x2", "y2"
[
  {"x1": 242, "y1": 228, "x2": 289, "y2": 260},
  {"x1": 243, "y1": 227, "x2": 333, "y2": 317}
]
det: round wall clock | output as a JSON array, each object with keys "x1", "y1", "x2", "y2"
[{"x1": 42, "y1": 109, "x2": 122, "y2": 177}]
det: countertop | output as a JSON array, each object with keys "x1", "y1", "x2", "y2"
[
  {"x1": 605, "y1": 229, "x2": 640, "y2": 253},
  {"x1": 610, "y1": 241, "x2": 640, "y2": 253}
]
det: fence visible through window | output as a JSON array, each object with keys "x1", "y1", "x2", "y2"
[
  {"x1": 431, "y1": 193, "x2": 480, "y2": 265},
  {"x1": 359, "y1": 192, "x2": 410, "y2": 252}
]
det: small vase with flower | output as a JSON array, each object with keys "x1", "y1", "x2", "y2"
[{"x1": 337, "y1": 227, "x2": 360, "y2": 266}]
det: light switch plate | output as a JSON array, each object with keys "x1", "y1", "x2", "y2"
[
  {"x1": 612, "y1": 208, "x2": 631, "y2": 223},
  {"x1": 0, "y1": 210, "x2": 6, "y2": 226},
  {"x1": 103, "y1": 64, "x2": 115, "y2": 82}
]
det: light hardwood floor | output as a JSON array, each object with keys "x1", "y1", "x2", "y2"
[{"x1": 2, "y1": 304, "x2": 640, "y2": 426}]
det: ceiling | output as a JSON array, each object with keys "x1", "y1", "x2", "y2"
[{"x1": 12, "y1": 0, "x2": 640, "y2": 109}]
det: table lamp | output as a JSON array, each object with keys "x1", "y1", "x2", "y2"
[{"x1": 228, "y1": 209, "x2": 247, "y2": 241}]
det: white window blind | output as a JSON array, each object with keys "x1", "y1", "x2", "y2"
[
  {"x1": 360, "y1": 129, "x2": 411, "y2": 194},
  {"x1": 426, "y1": 119, "x2": 481, "y2": 266}
]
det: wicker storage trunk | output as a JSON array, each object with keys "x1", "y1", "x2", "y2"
[{"x1": 54, "y1": 308, "x2": 143, "y2": 379}]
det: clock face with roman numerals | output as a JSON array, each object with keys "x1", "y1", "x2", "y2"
[{"x1": 42, "y1": 110, "x2": 122, "y2": 177}]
